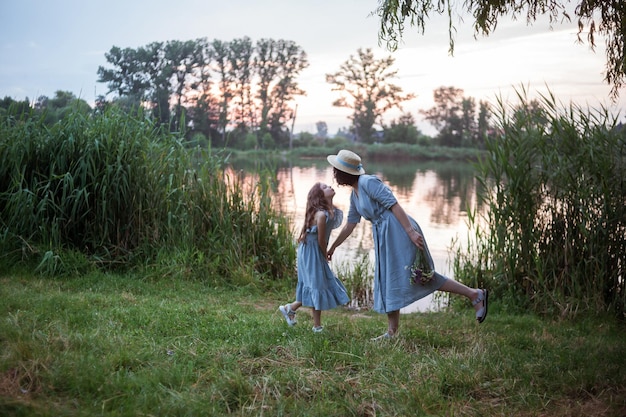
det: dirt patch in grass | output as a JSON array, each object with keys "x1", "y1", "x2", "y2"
[
  {"x1": 536, "y1": 388, "x2": 626, "y2": 417},
  {"x1": 0, "y1": 366, "x2": 41, "y2": 401}
]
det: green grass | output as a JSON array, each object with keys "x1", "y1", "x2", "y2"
[{"x1": 1, "y1": 272, "x2": 625, "y2": 416}]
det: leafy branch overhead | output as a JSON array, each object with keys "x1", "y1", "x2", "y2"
[{"x1": 373, "y1": 0, "x2": 626, "y2": 98}]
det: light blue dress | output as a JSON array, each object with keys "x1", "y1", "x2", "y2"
[
  {"x1": 296, "y1": 209, "x2": 350, "y2": 310},
  {"x1": 347, "y1": 175, "x2": 448, "y2": 313}
]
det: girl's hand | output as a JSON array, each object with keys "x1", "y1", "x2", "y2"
[{"x1": 327, "y1": 247, "x2": 335, "y2": 261}]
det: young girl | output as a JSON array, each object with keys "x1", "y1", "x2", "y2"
[{"x1": 278, "y1": 182, "x2": 350, "y2": 333}]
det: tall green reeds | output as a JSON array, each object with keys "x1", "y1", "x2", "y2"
[
  {"x1": 0, "y1": 108, "x2": 295, "y2": 282},
  {"x1": 335, "y1": 254, "x2": 374, "y2": 309},
  {"x1": 456, "y1": 89, "x2": 625, "y2": 317}
]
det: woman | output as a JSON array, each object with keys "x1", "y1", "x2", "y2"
[{"x1": 326, "y1": 150, "x2": 488, "y2": 340}]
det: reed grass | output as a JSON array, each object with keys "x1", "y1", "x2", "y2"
[
  {"x1": 455, "y1": 88, "x2": 626, "y2": 317},
  {"x1": 0, "y1": 108, "x2": 295, "y2": 283},
  {"x1": 335, "y1": 253, "x2": 374, "y2": 310}
]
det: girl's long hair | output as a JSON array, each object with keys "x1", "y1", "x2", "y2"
[{"x1": 298, "y1": 182, "x2": 334, "y2": 244}]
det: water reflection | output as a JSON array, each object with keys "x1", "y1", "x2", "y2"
[{"x1": 230, "y1": 158, "x2": 482, "y2": 313}]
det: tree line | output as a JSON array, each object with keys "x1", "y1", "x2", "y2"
[
  {"x1": 97, "y1": 37, "x2": 308, "y2": 149},
  {"x1": 1, "y1": 38, "x2": 496, "y2": 149}
]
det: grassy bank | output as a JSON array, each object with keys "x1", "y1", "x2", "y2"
[
  {"x1": 1, "y1": 272, "x2": 625, "y2": 416},
  {"x1": 225, "y1": 142, "x2": 486, "y2": 166}
]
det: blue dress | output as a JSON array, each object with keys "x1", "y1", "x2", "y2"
[
  {"x1": 347, "y1": 175, "x2": 447, "y2": 313},
  {"x1": 296, "y1": 209, "x2": 350, "y2": 310}
]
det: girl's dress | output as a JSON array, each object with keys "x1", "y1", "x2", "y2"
[
  {"x1": 347, "y1": 175, "x2": 448, "y2": 313},
  {"x1": 296, "y1": 209, "x2": 350, "y2": 310}
]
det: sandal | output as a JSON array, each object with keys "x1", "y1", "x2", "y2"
[
  {"x1": 278, "y1": 304, "x2": 297, "y2": 326},
  {"x1": 473, "y1": 289, "x2": 489, "y2": 323},
  {"x1": 370, "y1": 331, "x2": 396, "y2": 341}
]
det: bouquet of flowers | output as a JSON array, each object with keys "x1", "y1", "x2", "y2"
[{"x1": 406, "y1": 248, "x2": 435, "y2": 285}]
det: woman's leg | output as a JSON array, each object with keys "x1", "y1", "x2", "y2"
[
  {"x1": 438, "y1": 278, "x2": 484, "y2": 315},
  {"x1": 387, "y1": 310, "x2": 400, "y2": 335},
  {"x1": 371, "y1": 310, "x2": 400, "y2": 340},
  {"x1": 438, "y1": 278, "x2": 477, "y2": 298}
]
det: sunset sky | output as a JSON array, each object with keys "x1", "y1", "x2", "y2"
[{"x1": 1, "y1": 0, "x2": 623, "y2": 135}]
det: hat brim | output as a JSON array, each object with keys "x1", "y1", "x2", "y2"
[{"x1": 327, "y1": 155, "x2": 365, "y2": 175}]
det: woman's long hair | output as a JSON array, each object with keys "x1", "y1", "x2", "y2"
[{"x1": 298, "y1": 182, "x2": 334, "y2": 244}]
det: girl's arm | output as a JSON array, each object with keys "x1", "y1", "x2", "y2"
[
  {"x1": 315, "y1": 210, "x2": 328, "y2": 259},
  {"x1": 327, "y1": 222, "x2": 357, "y2": 261},
  {"x1": 390, "y1": 202, "x2": 424, "y2": 249}
]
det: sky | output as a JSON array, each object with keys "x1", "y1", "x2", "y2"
[{"x1": 1, "y1": 0, "x2": 624, "y2": 135}]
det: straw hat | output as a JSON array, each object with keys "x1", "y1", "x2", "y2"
[{"x1": 327, "y1": 149, "x2": 365, "y2": 175}]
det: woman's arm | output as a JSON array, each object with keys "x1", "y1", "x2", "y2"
[
  {"x1": 327, "y1": 222, "x2": 357, "y2": 261},
  {"x1": 390, "y1": 202, "x2": 424, "y2": 249}
]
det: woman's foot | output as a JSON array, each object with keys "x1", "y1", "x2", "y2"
[
  {"x1": 472, "y1": 289, "x2": 489, "y2": 323},
  {"x1": 370, "y1": 330, "x2": 397, "y2": 341}
]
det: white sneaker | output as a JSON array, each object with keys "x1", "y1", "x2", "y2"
[
  {"x1": 312, "y1": 326, "x2": 323, "y2": 333},
  {"x1": 278, "y1": 304, "x2": 297, "y2": 326}
]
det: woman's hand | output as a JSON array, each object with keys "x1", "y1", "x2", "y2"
[
  {"x1": 327, "y1": 222, "x2": 357, "y2": 262},
  {"x1": 407, "y1": 228, "x2": 425, "y2": 250}
]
